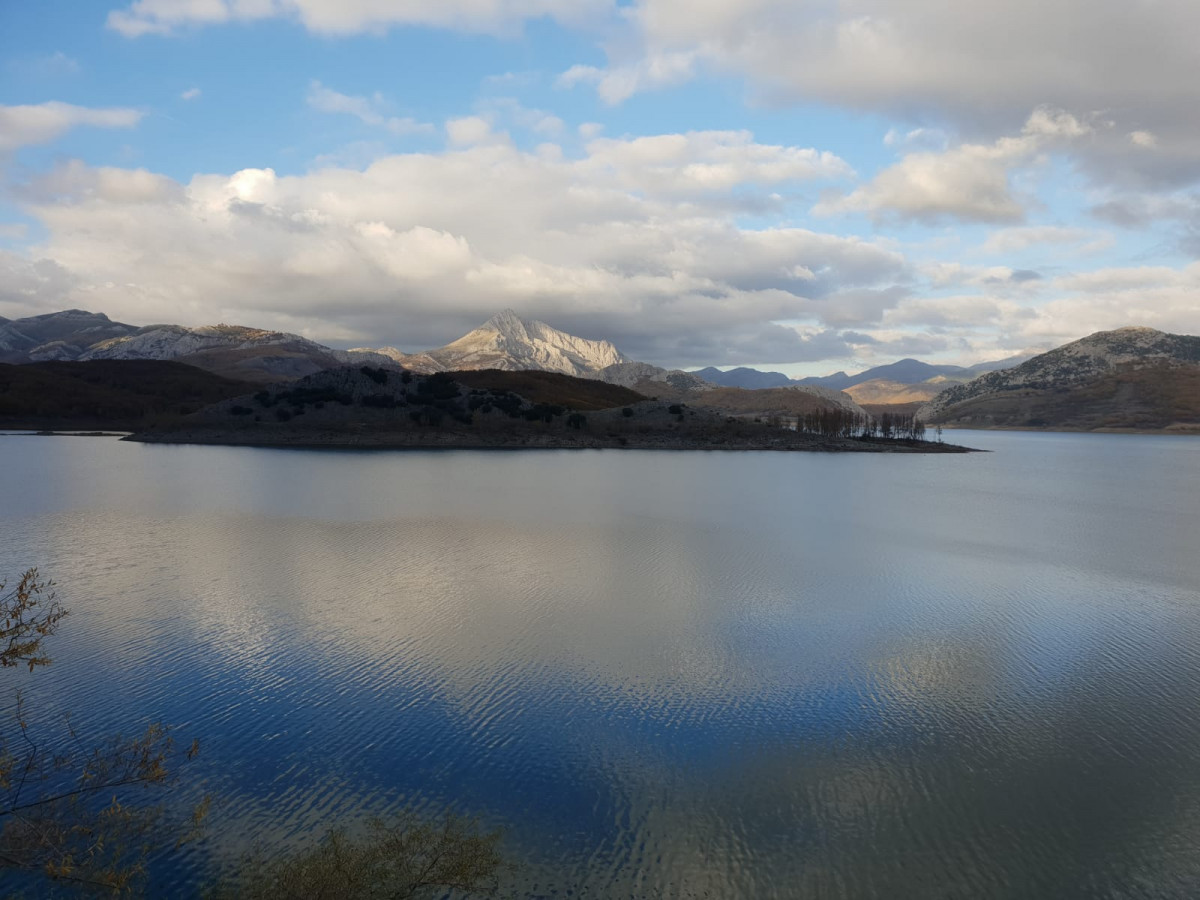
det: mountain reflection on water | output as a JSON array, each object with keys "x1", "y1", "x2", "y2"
[{"x1": 2, "y1": 432, "x2": 1200, "y2": 897}]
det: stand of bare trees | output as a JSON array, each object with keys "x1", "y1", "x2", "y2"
[{"x1": 795, "y1": 408, "x2": 927, "y2": 441}]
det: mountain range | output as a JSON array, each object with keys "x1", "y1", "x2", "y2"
[
  {"x1": 692, "y1": 355, "x2": 1028, "y2": 405},
  {"x1": 0, "y1": 307, "x2": 1013, "y2": 395},
  {"x1": 4, "y1": 308, "x2": 1198, "y2": 431},
  {"x1": 0, "y1": 308, "x2": 707, "y2": 391}
]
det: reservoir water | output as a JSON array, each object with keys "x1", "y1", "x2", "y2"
[{"x1": 2, "y1": 431, "x2": 1199, "y2": 897}]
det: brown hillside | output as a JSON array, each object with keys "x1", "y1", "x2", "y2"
[
  {"x1": 690, "y1": 387, "x2": 852, "y2": 417},
  {"x1": 845, "y1": 379, "x2": 945, "y2": 405},
  {"x1": 932, "y1": 360, "x2": 1200, "y2": 430},
  {"x1": 0, "y1": 360, "x2": 255, "y2": 429},
  {"x1": 448, "y1": 369, "x2": 646, "y2": 410}
]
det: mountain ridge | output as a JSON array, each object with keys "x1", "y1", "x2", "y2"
[{"x1": 921, "y1": 327, "x2": 1200, "y2": 430}]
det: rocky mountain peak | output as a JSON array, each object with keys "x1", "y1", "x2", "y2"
[
  {"x1": 483, "y1": 308, "x2": 530, "y2": 339},
  {"x1": 421, "y1": 310, "x2": 630, "y2": 377}
]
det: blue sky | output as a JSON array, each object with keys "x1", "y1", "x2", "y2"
[{"x1": 2, "y1": 0, "x2": 1199, "y2": 375}]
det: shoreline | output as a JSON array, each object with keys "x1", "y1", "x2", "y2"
[
  {"x1": 123, "y1": 427, "x2": 977, "y2": 453},
  {"x1": 939, "y1": 423, "x2": 1200, "y2": 436}
]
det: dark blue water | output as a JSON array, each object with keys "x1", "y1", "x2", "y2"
[{"x1": 2, "y1": 432, "x2": 1199, "y2": 897}]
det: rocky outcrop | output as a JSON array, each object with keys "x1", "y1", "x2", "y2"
[{"x1": 595, "y1": 361, "x2": 715, "y2": 393}]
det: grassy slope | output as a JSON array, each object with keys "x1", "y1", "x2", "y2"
[
  {"x1": 0, "y1": 360, "x2": 256, "y2": 429},
  {"x1": 689, "y1": 387, "x2": 849, "y2": 417},
  {"x1": 934, "y1": 361, "x2": 1200, "y2": 430}
]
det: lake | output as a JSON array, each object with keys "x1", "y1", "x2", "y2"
[{"x1": 2, "y1": 431, "x2": 1200, "y2": 897}]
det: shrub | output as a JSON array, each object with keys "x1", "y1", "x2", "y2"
[
  {"x1": 361, "y1": 394, "x2": 400, "y2": 409},
  {"x1": 360, "y1": 366, "x2": 388, "y2": 385}
]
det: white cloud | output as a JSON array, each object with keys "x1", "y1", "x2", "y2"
[
  {"x1": 555, "y1": 64, "x2": 603, "y2": 90},
  {"x1": 108, "y1": 0, "x2": 610, "y2": 37},
  {"x1": 1020, "y1": 264, "x2": 1200, "y2": 342},
  {"x1": 2, "y1": 131, "x2": 895, "y2": 366},
  {"x1": 445, "y1": 116, "x2": 498, "y2": 147},
  {"x1": 0, "y1": 102, "x2": 144, "y2": 153},
  {"x1": 593, "y1": 0, "x2": 1200, "y2": 123},
  {"x1": 180, "y1": 87, "x2": 202, "y2": 100},
  {"x1": 558, "y1": 0, "x2": 1200, "y2": 193},
  {"x1": 306, "y1": 81, "x2": 433, "y2": 136},
  {"x1": 581, "y1": 131, "x2": 851, "y2": 197},
  {"x1": 816, "y1": 108, "x2": 1089, "y2": 223},
  {"x1": 488, "y1": 98, "x2": 564, "y2": 137},
  {"x1": 882, "y1": 127, "x2": 947, "y2": 151}
]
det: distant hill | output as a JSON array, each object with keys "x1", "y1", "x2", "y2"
[
  {"x1": 0, "y1": 360, "x2": 254, "y2": 429},
  {"x1": 0, "y1": 309, "x2": 393, "y2": 383},
  {"x1": 688, "y1": 385, "x2": 866, "y2": 418},
  {"x1": 693, "y1": 355, "x2": 1026, "y2": 394},
  {"x1": 691, "y1": 366, "x2": 793, "y2": 389},
  {"x1": 921, "y1": 327, "x2": 1200, "y2": 430},
  {"x1": 0, "y1": 310, "x2": 138, "y2": 363},
  {"x1": 844, "y1": 379, "x2": 946, "y2": 405}
]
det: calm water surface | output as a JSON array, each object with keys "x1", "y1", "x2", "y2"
[{"x1": 2, "y1": 431, "x2": 1199, "y2": 897}]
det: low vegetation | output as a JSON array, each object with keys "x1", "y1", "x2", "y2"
[
  {"x1": 448, "y1": 369, "x2": 645, "y2": 410},
  {"x1": 0, "y1": 360, "x2": 254, "y2": 430}
]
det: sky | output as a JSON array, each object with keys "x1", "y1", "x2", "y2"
[{"x1": 2, "y1": 1, "x2": 1199, "y2": 376}]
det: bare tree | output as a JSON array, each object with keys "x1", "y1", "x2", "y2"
[{"x1": 1, "y1": 569, "x2": 205, "y2": 894}]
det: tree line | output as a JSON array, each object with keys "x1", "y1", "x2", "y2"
[{"x1": 786, "y1": 408, "x2": 928, "y2": 441}]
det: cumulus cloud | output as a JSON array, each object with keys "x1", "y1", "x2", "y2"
[
  {"x1": 0, "y1": 101, "x2": 144, "y2": 152},
  {"x1": 592, "y1": 0, "x2": 1200, "y2": 123},
  {"x1": 582, "y1": 131, "x2": 851, "y2": 197},
  {"x1": 882, "y1": 258, "x2": 1200, "y2": 361},
  {"x1": 1018, "y1": 264, "x2": 1200, "y2": 342},
  {"x1": 306, "y1": 81, "x2": 433, "y2": 135},
  {"x1": 816, "y1": 108, "x2": 1090, "y2": 223},
  {"x1": 2, "y1": 130, "x2": 896, "y2": 366},
  {"x1": 107, "y1": 0, "x2": 610, "y2": 37},
  {"x1": 180, "y1": 87, "x2": 202, "y2": 100},
  {"x1": 547, "y1": 0, "x2": 1200, "y2": 194}
]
